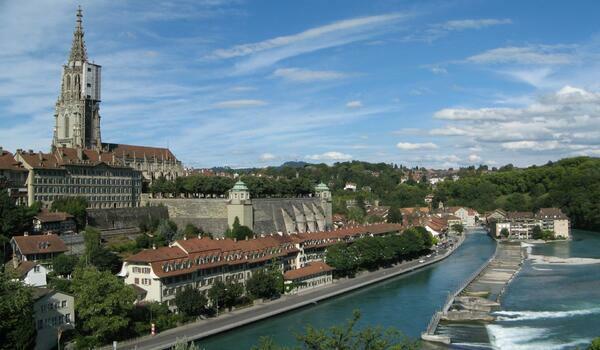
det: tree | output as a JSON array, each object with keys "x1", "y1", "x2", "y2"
[
  {"x1": 183, "y1": 224, "x2": 200, "y2": 239},
  {"x1": 172, "y1": 339, "x2": 200, "y2": 350},
  {"x1": 387, "y1": 206, "x2": 403, "y2": 224},
  {"x1": 156, "y1": 219, "x2": 178, "y2": 242},
  {"x1": 89, "y1": 248, "x2": 122, "y2": 274},
  {"x1": 71, "y1": 267, "x2": 136, "y2": 346},
  {"x1": 251, "y1": 310, "x2": 420, "y2": 350},
  {"x1": 208, "y1": 280, "x2": 244, "y2": 311},
  {"x1": 51, "y1": 197, "x2": 88, "y2": 229},
  {"x1": 532, "y1": 225, "x2": 543, "y2": 239},
  {"x1": 225, "y1": 217, "x2": 254, "y2": 241},
  {"x1": 588, "y1": 337, "x2": 600, "y2": 350},
  {"x1": 0, "y1": 273, "x2": 36, "y2": 350},
  {"x1": 500, "y1": 227, "x2": 509, "y2": 238},
  {"x1": 246, "y1": 266, "x2": 283, "y2": 300},
  {"x1": 174, "y1": 287, "x2": 207, "y2": 317},
  {"x1": 347, "y1": 207, "x2": 365, "y2": 224},
  {"x1": 326, "y1": 243, "x2": 358, "y2": 277},
  {"x1": 451, "y1": 224, "x2": 464, "y2": 235},
  {"x1": 52, "y1": 253, "x2": 79, "y2": 277}
]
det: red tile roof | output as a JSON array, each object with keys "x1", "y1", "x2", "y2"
[
  {"x1": 104, "y1": 143, "x2": 177, "y2": 161},
  {"x1": 12, "y1": 234, "x2": 68, "y2": 255},
  {"x1": 0, "y1": 151, "x2": 26, "y2": 171},
  {"x1": 35, "y1": 210, "x2": 74, "y2": 223},
  {"x1": 284, "y1": 261, "x2": 333, "y2": 280}
]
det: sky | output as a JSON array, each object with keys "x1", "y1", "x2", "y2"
[{"x1": 1, "y1": 0, "x2": 599, "y2": 169}]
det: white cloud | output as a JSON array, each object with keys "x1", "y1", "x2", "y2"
[
  {"x1": 440, "y1": 18, "x2": 512, "y2": 31},
  {"x1": 273, "y1": 67, "x2": 349, "y2": 82},
  {"x1": 346, "y1": 100, "x2": 363, "y2": 108},
  {"x1": 396, "y1": 142, "x2": 438, "y2": 150},
  {"x1": 429, "y1": 66, "x2": 447, "y2": 74},
  {"x1": 212, "y1": 99, "x2": 267, "y2": 109},
  {"x1": 230, "y1": 86, "x2": 256, "y2": 92},
  {"x1": 209, "y1": 13, "x2": 409, "y2": 73},
  {"x1": 434, "y1": 108, "x2": 516, "y2": 121},
  {"x1": 306, "y1": 151, "x2": 352, "y2": 161},
  {"x1": 430, "y1": 126, "x2": 470, "y2": 136},
  {"x1": 405, "y1": 18, "x2": 511, "y2": 42},
  {"x1": 501, "y1": 140, "x2": 562, "y2": 151},
  {"x1": 467, "y1": 45, "x2": 574, "y2": 65},
  {"x1": 259, "y1": 153, "x2": 276, "y2": 161},
  {"x1": 468, "y1": 154, "x2": 481, "y2": 162}
]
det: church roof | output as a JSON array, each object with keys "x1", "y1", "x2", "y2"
[
  {"x1": 102, "y1": 143, "x2": 178, "y2": 161},
  {"x1": 17, "y1": 148, "x2": 130, "y2": 169}
]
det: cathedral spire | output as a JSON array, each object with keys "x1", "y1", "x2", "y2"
[{"x1": 69, "y1": 6, "x2": 87, "y2": 63}]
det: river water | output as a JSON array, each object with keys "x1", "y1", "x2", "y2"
[
  {"x1": 197, "y1": 229, "x2": 600, "y2": 350},
  {"x1": 482, "y1": 229, "x2": 600, "y2": 350}
]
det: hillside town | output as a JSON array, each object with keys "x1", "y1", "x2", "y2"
[{"x1": 2, "y1": 5, "x2": 595, "y2": 350}]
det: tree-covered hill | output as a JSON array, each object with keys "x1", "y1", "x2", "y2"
[{"x1": 433, "y1": 157, "x2": 600, "y2": 231}]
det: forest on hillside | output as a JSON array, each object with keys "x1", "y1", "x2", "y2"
[
  {"x1": 150, "y1": 157, "x2": 600, "y2": 231},
  {"x1": 433, "y1": 157, "x2": 600, "y2": 231}
]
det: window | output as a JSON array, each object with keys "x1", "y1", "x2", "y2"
[
  {"x1": 65, "y1": 314, "x2": 71, "y2": 323},
  {"x1": 34, "y1": 265, "x2": 40, "y2": 272},
  {"x1": 37, "y1": 319, "x2": 43, "y2": 330},
  {"x1": 61, "y1": 300, "x2": 67, "y2": 308},
  {"x1": 134, "y1": 278, "x2": 139, "y2": 284}
]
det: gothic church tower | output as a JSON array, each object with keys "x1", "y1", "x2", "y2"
[{"x1": 53, "y1": 7, "x2": 102, "y2": 151}]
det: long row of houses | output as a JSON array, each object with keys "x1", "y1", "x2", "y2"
[
  {"x1": 118, "y1": 223, "x2": 404, "y2": 305},
  {"x1": 486, "y1": 207, "x2": 570, "y2": 239}
]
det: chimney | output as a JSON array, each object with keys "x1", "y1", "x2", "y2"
[
  {"x1": 24, "y1": 231, "x2": 29, "y2": 236},
  {"x1": 233, "y1": 237, "x2": 237, "y2": 242},
  {"x1": 152, "y1": 244, "x2": 156, "y2": 250},
  {"x1": 38, "y1": 152, "x2": 43, "y2": 161}
]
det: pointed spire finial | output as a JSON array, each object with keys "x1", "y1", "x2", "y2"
[{"x1": 69, "y1": 5, "x2": 87, "y2": 63}]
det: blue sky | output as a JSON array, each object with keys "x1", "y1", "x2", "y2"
[{"x1": 1, "y1": 0, "x2": 599, "y2": 168}]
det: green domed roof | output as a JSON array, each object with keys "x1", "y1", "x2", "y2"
[
  {"x1": 315, "y1": 182, "x2": 329, "y2": 191},
  {"x1": 231, "y1": 180, "x2": 249, "y2": 191}
]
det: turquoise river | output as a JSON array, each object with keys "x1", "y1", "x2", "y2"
[{"x1": 196, "y1": 229, "x2": 599, "y2": 349}]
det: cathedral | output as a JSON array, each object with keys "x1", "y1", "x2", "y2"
[{"x1": 51, "y1": 7, "x2": 183, "y2": 186}]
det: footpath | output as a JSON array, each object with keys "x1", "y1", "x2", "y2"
[{"x1": 106, "y1": 233, "x2": 467, "y2": 350}]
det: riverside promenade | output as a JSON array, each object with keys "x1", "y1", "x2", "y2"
[{"x1": 107, "y1": 234, "x2": 467, "y2": 350}]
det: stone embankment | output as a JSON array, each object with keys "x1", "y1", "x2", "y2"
[{"x1": 422, "y1": 241, "x2": 524, "y2": 344}]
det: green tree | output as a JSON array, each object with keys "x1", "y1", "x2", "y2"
[
  {"x1": 246, "y1": 266, "x2": 283, "y2": 300},
  {"x1": 451, "y1": 223, "x2": 464, "y2": 235},
  {"x1": 172, "y1": 339, "x2": 200, "y2": 350},
  {"x1": 51, "y1": 197, "x2": 88, "y2": 229},
  {"x1": 182, "y1": 223, "x2": 200, "y2": 239},
  {"x1": 387, "y1": 206, "x2": 403, "y2": 224},
  {"x1": 174, "y1": 287, "x2": 207, "y2": 318},
  {"x1": 225, "y1": 217, "x2": 254, "y2": 240},
  {"x1": 208, "y1": 280, "x2": 244, "y2": 312},
  {"x1": 71, "y1": 267, "x2": 136, "y2": 346},
  {"x1": 588, "y1": 337, "x2": 600, "y2": 350},
  {"x1": 52, "y1": 253, "x2": 79, "y2": 277},
  {"x1": 0, "y1": 272, "x2": 36, "y2": 350},
  {"x1": 347, "y1": 207, "x2": 365, "y2": 224},
  {"x1": 252, "y1": 310, "x2": 420, "y2": 350},
  {"x1": 325, "y1": 243, "x2": 358, "y2": 277},
  {"x1": 500, "y1": 227, "x2": 509, "y2": 238}
]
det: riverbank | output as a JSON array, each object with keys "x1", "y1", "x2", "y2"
[{"x1": 106, "y1": 233, "x2": 467, "y2": 350}]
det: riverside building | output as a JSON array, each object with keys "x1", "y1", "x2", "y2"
[
  {"x1": 491, "y1": 208, "x2": 570, "y2": 239},
  {"x1": 118, "y1": 223, "x2": 402, "y2": 308}
]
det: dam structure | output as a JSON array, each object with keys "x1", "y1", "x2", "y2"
[{"x1": 422, "y1": 241, "x2": 524, "y2": 344}]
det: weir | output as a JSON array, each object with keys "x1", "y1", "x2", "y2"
[{"x1": 421, "y1": 240, "x2": 524, "y2": 344}]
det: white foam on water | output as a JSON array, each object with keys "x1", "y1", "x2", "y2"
[
  {"x1": 531, "y1": 266, "x2": 552, "y2": 271},
  {"x1": 486, "y1": 325, "x2": 591, "y2": 350},
  {"x1": 528, "y1": 254, "x2": 600, "y2": 265},
  {"x1": 493, "y1": 307, "x2": 600, "y2": 321}
]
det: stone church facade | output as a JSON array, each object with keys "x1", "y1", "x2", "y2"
[{"x1": 51, "y1": 8, "x2": 183, "y2": 186}]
